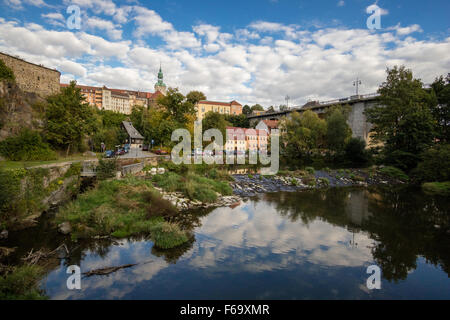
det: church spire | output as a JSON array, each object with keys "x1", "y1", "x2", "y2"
[{"x1": 155, "y1": 63, "x2": 167, "y2": 95}]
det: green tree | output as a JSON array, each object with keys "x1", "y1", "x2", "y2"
[
  {"x1": 44, "y1": 81, "x2": 95, "y2": 155},
  {"x1": 157, "y1": 88, "x2": 196, "y2": 124},
  {"x1": 0, "y1": 59, "x2": 15, "y2": 81},
  {"x1": 225, "y1": 114, "x2": 250, "y2": 128},
  {"x1": 202, "y1": 111, "x2": 231, "y2": 140},
  {"x1": 186, "y1": 91, "x2": 206, "y2": 105},
  {"x1": 267, "y1": 106, "x2": 275, "y2": 112},
  {"x1": 281, "y1": 110, "x2": 326, "y2": 166},
  {"x1": 325, "y1": 105, "x2": 352, "y2": 153},
  {"x1": 251, "y1": 104, "x2": 264, "y2": 112},
  {"x1": 364, "y1": 66, "x2": 436, "y2": 171},
  {"x1": 430, "y1": 74, "x2": 450, "y2": 143},
  {"x1": 242, "y1": 105, "x2": 251, "y2": 115}
]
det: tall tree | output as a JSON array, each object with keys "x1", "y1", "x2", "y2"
[
  {"x1": 251, "y1": 104, "x2": 264, "y2": 112},
  {"x1": 157, "y1": 87, "x2": 196, "y2": 124},
  {"x1": 364, "y1": 66, "x2": 436, "y2": 171},
  {"x1": 45, "y1": 81, "x2": 95, "y2": 155},
  {"x1": 326, "y1": 105, "x2": 352, "y2": 153},
  {"x1": 281, "y1": 110, "x2": 326, "y2": 166},
  {"x1": 186, "y1": 91, "x2": 206, "y2": 105},
  {"x1": 430, "y1": 74, "x2": 450, "y2": 143},
  {"x1": 242, "y1": 105, "x2": 251, "y2": 115}
]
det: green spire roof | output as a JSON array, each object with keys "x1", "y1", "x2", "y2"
[{"x1": 156, "y1": 64, "x2": 166, "y2": 88}]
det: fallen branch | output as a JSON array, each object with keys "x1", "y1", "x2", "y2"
[
  {"x1": 22, "y1": 244, "x2": 69, "y2": 265},
  {"x1": 82, "y1": 263, "x2": 137, "y2": 277}
]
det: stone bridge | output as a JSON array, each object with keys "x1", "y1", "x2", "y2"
[{"x1": 247, "y1": 93, "x2": 380, "y2": 143}]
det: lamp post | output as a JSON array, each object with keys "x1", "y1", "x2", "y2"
[{"x1": 353, "y1": 78, "x2": 362, "y2": 96}]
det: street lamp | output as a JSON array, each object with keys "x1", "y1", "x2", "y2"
[{"x1": 353, "y1": 78, "x2": 362, "y2": 96}]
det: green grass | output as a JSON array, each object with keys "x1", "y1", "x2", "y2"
[
  {"x1": 0, "y1": 265, "x2": 47, "y2": 300},
  {"x1": 422, "y1": 182, "x2": 450, "y2": 196},
  {"x1": 318, "y1": 177, "x2": 330, "y2": 186},
  {"x1": 152, "y1": 170, "x2": 232, "y2": 203},
  {"x1": 0, "y1": 153, "x2": 98, "y2": 170},
  {"x1": 305, "y1": 167, "x2": 315, "y2": 175},
  {"x1": 149, "y1": 222, "x2": 190, "y2": 249},
  {"x1": 56, "y1": 176, "x2": 189, "y2": 248},
  {"x1": 379, "y1": 166, "x2": 409, "y2": 181}
]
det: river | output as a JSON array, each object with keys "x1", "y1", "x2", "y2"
[{"x1": 4, "y1": 186, "x2": 450, "y2": 299}]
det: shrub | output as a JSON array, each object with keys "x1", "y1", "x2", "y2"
[
  {"x1": 344, "y1": 137, "x2": 369, "y2": 166},
  {"x1": 305, "y1": 167, "x2": 315, "y2": 175},
  {"x1": 96, "y1": 158, "x2": 118, "y2": 180},
  {"x1": 0, "y1": 129, "x2": 57, "y2": 161},
  {"x1": 422, "y1": 182, "x2": 450, "y2": 196},
  {"x1": 318, "y1": 177, "x2": 329, "y2": 186},
  {"x1": 0, "y1": 59, "x2": 15, "y2": 82},
  {"x1": 149, "y1": 222, "x2": 190, "y2": 249},
  {"x1": 414, "y1": 144, "x2": 450, "y2": 182},
  {"x1": 379, "y1": 166, "x2": 409, "y2": 181},
  {"x1": 0, "y1": 265, "x2": 46, "y2": 300}
]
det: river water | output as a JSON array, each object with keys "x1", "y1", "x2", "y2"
[{"x1": 6, "y1": 186, "x2": 450, "y2": 299}]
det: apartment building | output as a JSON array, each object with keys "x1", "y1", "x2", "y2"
[{"x1": 196, "y1": 100, "x2": 242, "y2": 120}]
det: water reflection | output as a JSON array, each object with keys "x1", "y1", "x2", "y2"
[{"x1": 16, "y1": 186, "x2": 450, "y2": 299}]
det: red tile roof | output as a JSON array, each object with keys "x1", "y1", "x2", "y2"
[{"x1": 199, "y1": 100, "x2": 242, "y2": 107}]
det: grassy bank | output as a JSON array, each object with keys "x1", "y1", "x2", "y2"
[
  {"x1": 149, "y1": 164, "x2": 233, "y2": 203},
  {"x1": 422, "y1": 182, "x2": 450, "y2": 196},
  {"x1": 55, "y1": 176, "x2": 190, "y2": 249},
  {"x1": 0, "y1": 265, "x2": 47, "y2": 300},
  {"x1": 0, "y1": 163, "x2": 81, "y2": 229}
]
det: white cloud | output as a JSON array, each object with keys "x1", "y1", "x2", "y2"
[
  {"x1": 337, "y1": 0, "x2": 345, "y2": 7},
  {"x1": 85, "y1": 16, "x2": 123, "y2": 40},
  {"x1": 391, "y1": 24, "x2": 423, "y2": 36}
]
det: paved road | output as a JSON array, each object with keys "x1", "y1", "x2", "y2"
[{"x1": 118, "y1": 148, "x2": 158, "y2": 159}]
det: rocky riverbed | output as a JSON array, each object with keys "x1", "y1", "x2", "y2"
[
  {"x1": 230, "y1": 168, "x2": 399, "y2": 197},
  {"x1": 155, "y1": 187, "x2": 242, "y2": 211}
]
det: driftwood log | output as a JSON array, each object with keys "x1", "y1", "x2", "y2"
[{"x1": 82, "y1": 263, "x2": 137, "y2": 277}]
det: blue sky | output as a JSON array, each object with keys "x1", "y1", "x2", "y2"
[{"x1": 0, "y1": 0, "x2": 449, "y2": 107}]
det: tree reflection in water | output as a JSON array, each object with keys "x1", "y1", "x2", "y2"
[{"x1": 262, "y1": 186, "x2": 450, "y2": 282}]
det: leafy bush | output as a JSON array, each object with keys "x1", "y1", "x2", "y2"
[
  {"x1": 344, "y1": 137, "x2": 369, "y2": 166},
  {"x1": 414, "y1": 144, "x2": 450, "y2": 182},
  {"x1": 318, "y1": 177, "x2": 330, "y2": 186},
  {"x1": 96, "y1": 158, "x2": 118, "y2": 180},
  {"x1": 421, "y1": 182, "x2": 450, "y2": 196},
  {"x1": 0, "y1": 129, "x2": 57, "y2": 161},
  {"x1": 305, "y1": 167, "x2": 315, "y2": 174},
  {"x1": 0, "y1": 59, "x2": 15, "y2": 81},
  {"x1": 0, "y1": 265, "x2": 46, "y2": 300},
  {"x1": 149, "y1": 222, "x2": 190, "y2": 249},
  {"x1": 379, "y1": 166, "x2": 409, "y2": 181}
]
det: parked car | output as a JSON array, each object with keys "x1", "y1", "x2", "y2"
[
  {"x1": 104, "y1": 150, "x2": 115, "y2": 158},
  {"x1": 154, "y1": 149, "x2": 168, "y2": 155},
  {"x1": 142, "y1": 144, "x2": 149, "y2": 151},
  {"x1": 116, "y1": 148, "x2": 126, "y2": 156}
]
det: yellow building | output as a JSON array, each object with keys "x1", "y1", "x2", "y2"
[{"x1": 196, "y1": 100, "x2": 242, "y2": 120}]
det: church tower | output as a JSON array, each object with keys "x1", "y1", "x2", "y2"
[{"x1": 154, "y1": 64, "x2": 167, "y2": 95}]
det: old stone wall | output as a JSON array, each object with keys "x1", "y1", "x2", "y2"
[{"x1": 0, "y1": 52, "x2": 60, "y2": 97}]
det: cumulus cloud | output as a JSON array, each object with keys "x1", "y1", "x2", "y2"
[
  {"x1": 85, "y1": 16, "x2": 123, "y2": 40},
  {"x1": 390, "y1": 23, "x2": 423, "y2": 36},
  {"x1": 1, "y1": 8, "x2": 449, "y2": 107}
]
